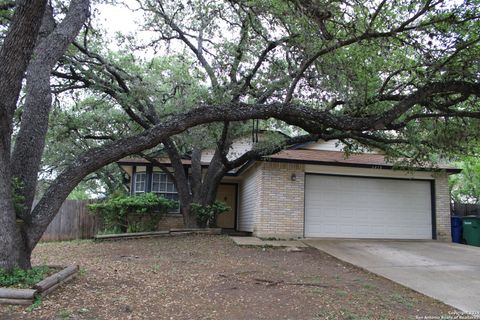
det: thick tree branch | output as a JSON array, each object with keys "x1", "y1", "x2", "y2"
[
  {"x1": 374, "y1": 81, "x2": 480, "y2": 129},
  {"x1": 155, "y1": 1, "x2": 219, "y2": 88},
  {"x1": 284, "y1": 0, "x2": 445, "y2": 103},
  {"x1": 162, "y1": 138, "x2": 189, "y2": 192},
  {"x1": 229, "y1": 18, "x2": 249, "y2": 84}
]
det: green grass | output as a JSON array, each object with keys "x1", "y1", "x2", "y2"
[
  {"x1": 58, "y1": 309, "x2": 72, "y2": 319},
  {"x1": 150, "y1": 264, "x2": 161, "y2": 273},
  {"x1": 0, "y1": 265, "x2": 54, "y2": 288},
  {"x1": 389, "y1": 293, "x2": 414, "y2": 309},
  {"x1": 26, "y1": 296, "x2": 43, "y2": 312},
  {"x1": 314, "y1": 310, "x2": 338, "y2": 319},
  {"x1": 304, "y1": 275, "x2": 323, "y2": 284},
  {"x1": 336, "y1": 289, "x2": 348, "y2": 297},
  {"x1": 362, "y1": 283, "x2": 376, "y2": 290}
]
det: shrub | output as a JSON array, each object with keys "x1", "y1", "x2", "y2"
[
  {"x1": 191, "y1": 201, "x2": 230, "y2": 227},
  {"x1": 88, "y1": 193, "x2": 177, "y2": 233},
  {"x1": 0, "y1": 266, "x2": 53, "y2": 288}
]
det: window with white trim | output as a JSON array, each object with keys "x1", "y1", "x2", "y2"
[
  {"x1": 134, "y1": 172, "x2": 146, "y2": 194},
  {"x1": 152, "y1": 172, "x2": 180, "y2": 213}
]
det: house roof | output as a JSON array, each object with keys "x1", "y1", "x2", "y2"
[
  {"x1": 265, "y1": 149, "x2": 461, "y2": 173},
  {"x1": 117, "y1": 157, "x2": 210, "y2": 166},
  {"x1": 118, "y1": 149, "x2": 460, "y2": 174}
]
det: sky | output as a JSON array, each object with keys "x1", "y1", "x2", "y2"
[
  {"x1": 94, "y1": 1, "x2": 143, "y2": 41},
  {"x1": 94, "y1": 1, "x2": 172, "y2": 58}
]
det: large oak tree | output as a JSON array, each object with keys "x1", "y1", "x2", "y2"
[{"x1": 1, "y1": 0, "x2": 480, "y2": 271}]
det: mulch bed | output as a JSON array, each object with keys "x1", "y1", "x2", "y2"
[{"x1": 0, "y1": 235, "x2": 455, "y2": 319}]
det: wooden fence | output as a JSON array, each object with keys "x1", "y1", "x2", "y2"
[
  {"x1": 451, "y1": 202, "x2": 480, "y2": 217},
  {"x1": 40, "y1": 200, "x2": 102, "y2": 242}
]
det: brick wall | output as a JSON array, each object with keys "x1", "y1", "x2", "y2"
[
  {"x1": 247, "y1": 162, "x2": 452, "y2": 241},
  {"x1": 435, "y1": 172, "x2": 452, "y2": 241},
  {"x1": 254, "y1": 162, "x2": 305, "y2": 239},
  {"x1": 157, "y1": 214, "x2": 184, "y2": 230}
]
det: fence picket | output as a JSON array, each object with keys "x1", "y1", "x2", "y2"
[
  {"x1": 452, "y1": 202, "x2": 480, "y2": 217},
  {"x1": 39, "y1": 200, "x2": 101, "y2": 241}
]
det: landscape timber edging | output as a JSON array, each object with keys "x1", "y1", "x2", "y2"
[
  {"x1": 0, "y1": 265, "x2": 79, "y2": 305},
  {"x1": 93, "y1": 228, "x2": 222, "y2": 241}
]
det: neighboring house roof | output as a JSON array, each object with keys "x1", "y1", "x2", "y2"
[{"x1": 265, "y1": 149, "x2": 461, "y2": 173}]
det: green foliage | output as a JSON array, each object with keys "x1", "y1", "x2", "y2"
[
  {"x1": 191, "y1": 201, "x2": 229, "y2": 227},
  {"x1": 138, "y1": 0, "x2": 480, "y2": 161},
  {"x1": 0, "y1": 1, "x2": 14, "y2": 37},
  {"x1": 0, "y1": 266, "x2": 52, "y2": 288},
  {"x1": 67, "y1": 187, "x2": 91, "y2": 200},
  {"x1": 88, "y1": 193, "x2": 177, "y2": 233},
  {"x1": 450, "y1": 156, "x2": 480, "y2": 204},
  {"x1": 40, "y1": 94, "x2": 129, "y2": 198},
  {"x1": 26, "y1": 295, "x2": 43, "y2": 312}
]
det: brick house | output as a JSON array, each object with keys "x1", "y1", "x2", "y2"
[{"x1": 118, "y1": 139, "x2": 459, "y2": 241}]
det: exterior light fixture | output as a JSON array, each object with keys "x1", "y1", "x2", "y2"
[{"x1": 291, "y1": 173, "x2": 297, "y2": 181}]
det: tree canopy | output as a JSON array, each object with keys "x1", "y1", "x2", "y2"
[
  {"x1": 450, "y1": 153, "x2": 480, "y2": 204},
  {"x1": 56, "y1": 0, "x2": 480, "y2": 161}
]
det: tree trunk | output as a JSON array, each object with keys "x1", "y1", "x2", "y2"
[
  {"x1": 0, "y1": 182, "x2": 18, "y2": 271},
  {"x1": 168, "y1": 137, "x2": 231, "y2": 228},
  {"x1": 161, "y1": 138, "x2": 200, "y2": 228},
  {"x1": 0, "y1": 183, "x2": 32, "y2": 271},
  {"x1": 0, "y1": 0, "x2": 48, "y2": 272},
  {"x1": 181, "y1": 203, "x2": 199, "y2": 228},
  {"x1": 11, "y1": 225, "x2": 32, "y2": 270},
  {"x1": 0, "y1": 0, "x2": 89, "y2": 271}
]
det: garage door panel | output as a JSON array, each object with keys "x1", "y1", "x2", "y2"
[{"x1": 305, "y1": 175, "x2": 432, "y2": 239}]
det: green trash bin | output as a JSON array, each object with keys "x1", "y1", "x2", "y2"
[{"x1": 462, "y1": 216, "x2": 480, "y2": 247}]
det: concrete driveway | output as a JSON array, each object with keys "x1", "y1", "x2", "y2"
[{"x1": 303, "y1": 240, "x2": 480, "y2": 313}]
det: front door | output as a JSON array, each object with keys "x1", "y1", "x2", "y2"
[{"x1": 215, "y1": 184, "x2": 237, "y2": 229}]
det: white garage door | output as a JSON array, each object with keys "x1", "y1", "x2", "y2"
[{"x1": 305, "y1": 175, "x2": 433, "y2": 239}]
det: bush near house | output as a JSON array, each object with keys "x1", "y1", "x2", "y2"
[
  {"x1": 88, "y1": 193, "x2": 177, "y2": 233},
  {"x1": 191, "y1": 201, "x2": 230, "y2": 227}
]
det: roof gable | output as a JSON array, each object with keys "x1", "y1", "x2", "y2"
[{"x1": 299, "y1": 139, "x2": 382, "y2": 154}]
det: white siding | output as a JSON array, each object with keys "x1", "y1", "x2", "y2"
[
  {"x1": 303, "y1": 139, "x2": 381, "y2": 153},
  {"x1": 304, "y1": 140, "x2": 344, "y2": 151},
  {"x1": 226, "y1": 138, "x2": 254, "y2": 160},
  {"x1": 237, "y1": 163, "x2": 261, "y2": 232},
  {"x1": 201, "y1": 150, "x2": 215, "y2": 163},
  {"x1": 201, "y1": 138, "x2": 254, "y2": 163}
]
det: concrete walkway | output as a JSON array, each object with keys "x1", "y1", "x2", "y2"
[
  {"x1": 303, "y1": 240, "x2": 480, "y2": 313},
  {"x1": 230, "y1": 236, "x2": 308, "y2": 248}
]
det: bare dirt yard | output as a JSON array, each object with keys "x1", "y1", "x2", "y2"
[{"x1": 1, "y1": 235, "x2": 454, "y2": 320}]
